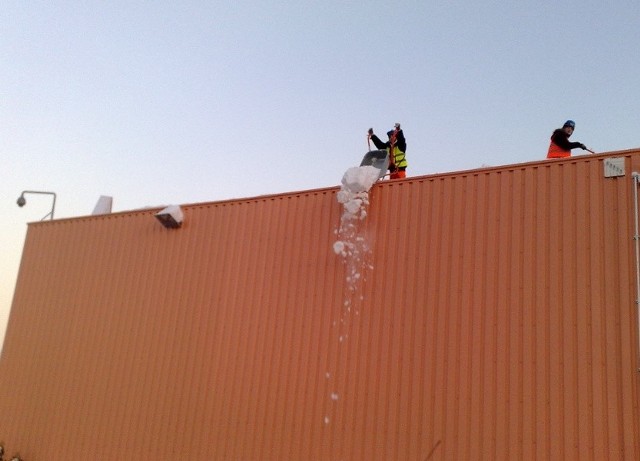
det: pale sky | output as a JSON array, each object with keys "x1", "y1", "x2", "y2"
[{"x1": 2, "y1": 1, "x2": 639, "y2": 347}]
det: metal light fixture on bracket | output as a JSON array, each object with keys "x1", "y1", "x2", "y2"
[
  {"x1": 155, "y1": 205, "x2": 184, "y2": 229},
  {"x1": 16, "y1": 190, "x2": 57, "y2": 220}
]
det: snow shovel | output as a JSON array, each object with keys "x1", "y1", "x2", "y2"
[{"x1": 360, "y1": 149, "x2": 389, "y2": 180}]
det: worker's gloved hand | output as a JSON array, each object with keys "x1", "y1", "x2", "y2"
[
  {"x1": 367, "y1": 128, "x2": 373, "y2": 136},
  {"x1": 580, "y1": 143, "x2": 587, "y2": 150}
]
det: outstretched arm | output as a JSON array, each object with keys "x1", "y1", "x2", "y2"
[
  {"x1": 395, "y1": 130, "x2": 406, "y2": 152},
  {"x1": 551, "y1": 130, "x2": 585, "y2": 150},
  {"x1": 369, "y1": 133, "x2": 388, "y2": 150}
]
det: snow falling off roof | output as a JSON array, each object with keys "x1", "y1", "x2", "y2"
[{"x1": 333, "y1": 165, "x2": 380, "y2": 291}]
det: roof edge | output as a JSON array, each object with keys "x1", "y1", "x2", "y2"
[{"x1": 27, "y1": 147, "x2": 640, "y2": 227}]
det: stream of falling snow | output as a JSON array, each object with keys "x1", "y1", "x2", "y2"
[{"x1": 324, "y1": 165, "x2": 380, "y2": 425}]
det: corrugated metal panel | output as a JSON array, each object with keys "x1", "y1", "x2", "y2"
[{"x1": 1, "y1": 150, "x2": 640, "y2": 460}]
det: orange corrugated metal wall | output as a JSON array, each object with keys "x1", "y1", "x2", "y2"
[{"x1": 1, "y1": 151, "x2": 639, "y2": 460}]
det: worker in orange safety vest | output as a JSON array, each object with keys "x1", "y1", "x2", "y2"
[{"x1": 547, "y1": 120, "x2": 590, "y2": 158}]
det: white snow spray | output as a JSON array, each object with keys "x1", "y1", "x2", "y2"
[
  {"x1": 333, "y1": 165, "x2": 379, "y2": 292},
  {"x1": 325, "y1": 164, "x2": 380, "y2": 426}
]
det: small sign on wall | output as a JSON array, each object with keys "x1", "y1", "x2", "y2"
[{"x1": 604, "y1": 158, "x2": 625, "y2": 178}]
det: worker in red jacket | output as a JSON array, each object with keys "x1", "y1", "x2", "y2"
[{"x1": 547, "y1": 120, "x2": 590, "y2": 159}]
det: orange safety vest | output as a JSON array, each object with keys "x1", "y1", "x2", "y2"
[{"x1": 547, "y1": 141, "x2": 571, "y2": 159}]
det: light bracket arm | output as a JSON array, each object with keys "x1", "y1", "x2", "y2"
[{"x1": 17, "y1": 190, "x2": 57, "y2": 220}]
